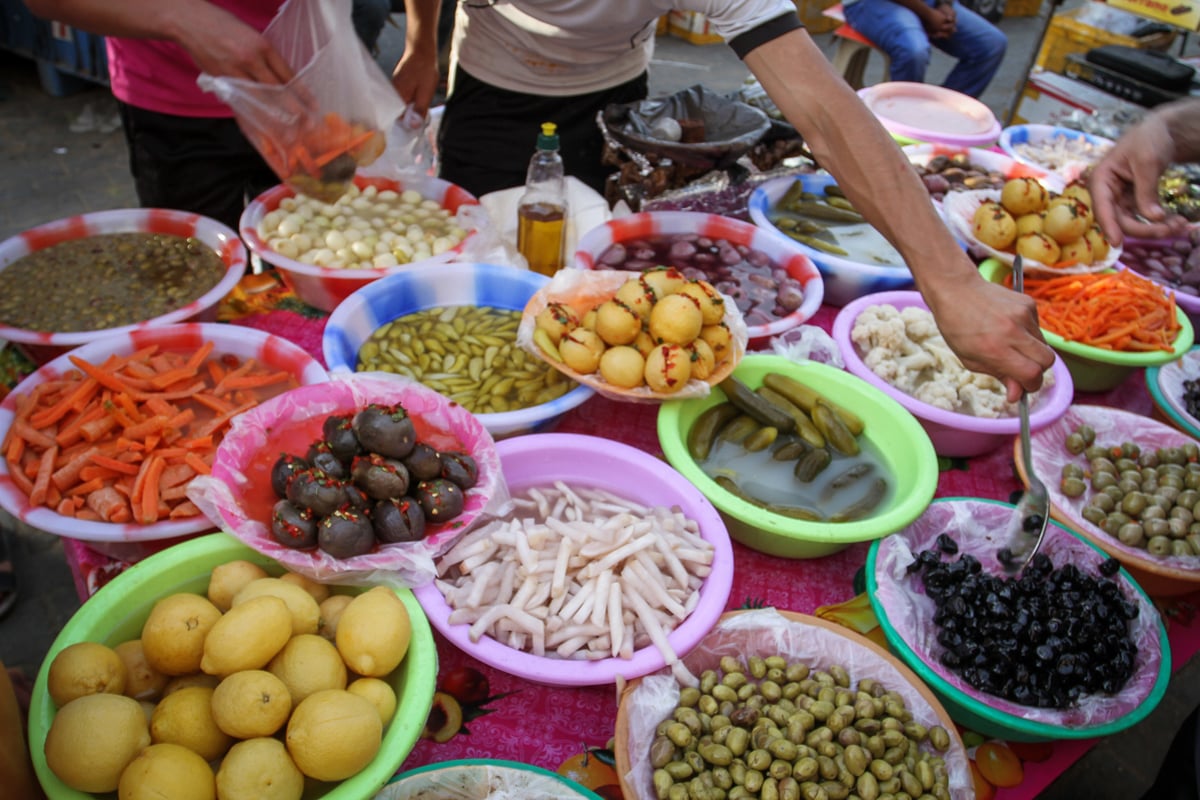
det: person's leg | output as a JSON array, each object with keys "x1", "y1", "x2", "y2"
[
  {"x1": 351, "y1": 0, "x2": 391, "y2": 54},
  {"x1": 932, "y1": 2, "x2": 1007, "y2": 98},
  {"x1": 118, "y1": 102, "x2": 279, "y2": 232},
  {"x1": 842, "y1": 0, "x2": 932, "y2": 84}
]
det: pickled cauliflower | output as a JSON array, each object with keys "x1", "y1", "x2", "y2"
[{"x1": 850, "y1": 304, "x2": 1049, "y2": 417}]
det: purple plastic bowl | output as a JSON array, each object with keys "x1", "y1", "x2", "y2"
[
  {"x1": 831, "y1": 290, "x2": 1074, "y2": 458},
  {"x1": 411, "y1": 432, "x2": 734, "y2": 687}
]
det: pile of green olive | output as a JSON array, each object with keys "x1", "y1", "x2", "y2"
[
  {"x1": 1060, "y1": 424, "x2": 1200, "y2": 557},
  {"x1": 648, "y1": 654, "x2": 953, "y2": 800}
]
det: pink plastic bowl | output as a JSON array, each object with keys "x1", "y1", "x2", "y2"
[
  {"x1": 0, "y1": 208, "x2": 247, "y2": 365},
  {"x1": 411, "y1": 432, "x2": 734, "y2": 687},
  {"x1": 0, "y1": 323, "x2": 328, "y2": 558},
  {"x1": 239, "y1": 174, "x2": 479, "y2": 312},
  {"x1": 832, "y1": 290, "x2": 1074, "y2": 458},
  {"x1": 572, "y1": 210, "x2": 824, "y2": 345}
]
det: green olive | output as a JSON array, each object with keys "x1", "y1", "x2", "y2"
[
  {"x1": 1091, "y1": 471, "x2": 1118, "y2": 491},
  {"x1": 1084, "y1": 445, "x2": 1109, "y2": 461},
  {"x1": 1120, "y1": 492, "x2": 1148, "y2": 516},
  {"x1": 1148, "y1": 535, "x2": 1174, "y2": 556},
  {"x1": 1090, "y1": 457, "x2": 1117, "y2": 476},
  {"x1": 1064, "y1": 432, "x2": 1086, "y2": 454},
  {"x1": 1144, "y1": 518, "x2": 1171, "y2": 539},
  {"x1": 1117, "y1": 523, "x2": 1145, "y2": 547},
  {"x1": 1091, "y1": 493, "x2": 1116, "y2": 513},
  {"x1": 1061, "y1": 476, "x2": 1087, "y2": 497},
  {"x1": 1062, "y1": 463, "x2": 1086, "y2": 480},
  {"x1": 1174, "y1": 539, "x2": 1195, "y2": 557}
]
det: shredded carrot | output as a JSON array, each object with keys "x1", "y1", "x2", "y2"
[
  {"x1": 1012, "y1": 270, "x2": 1183, "y2": 352},
  {"x1": 4, "y1": 344, "x2": 300, "y2": 523}
]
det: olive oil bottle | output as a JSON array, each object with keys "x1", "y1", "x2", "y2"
[{"x1": 517, "y1": 122, "x2": 567, "y2": 277}]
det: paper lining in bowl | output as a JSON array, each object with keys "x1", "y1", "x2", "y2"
[
  {"x1": 869, "y1": 498, "x2": 1167, "y2": 738},
  {"x1": 518, "y1": 269, "x2": 749, "y2": 404},
  {"x1": 943, "y1": 188, "x2": 1120, "y2": 274}
]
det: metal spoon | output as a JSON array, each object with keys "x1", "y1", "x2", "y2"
[{"x1": 1001, "y1": 254, "x2": 1051, "y2": 574}]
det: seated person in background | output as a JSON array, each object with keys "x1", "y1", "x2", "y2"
[
  {"x1": 841, "y1": 0, "x2": 1006, "y2": 99},
  {"x1": 352, "y1": 0, "x2": 392, "y2": 54}
]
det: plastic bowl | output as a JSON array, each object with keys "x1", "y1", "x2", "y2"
[
  {"x1": 998, "y1": 123, "x2": 1115, "y2": 178},
  {"x1": 867, "y1": 497, "x2": 1169, "y2": 742},
  {"x1": 1017, "y1": 403, "x2": 1200, "y2": 597},
  {"x1": 240, "y1": 174, "x2": 479, "y2": 312},
  {"x1": 1146, "y1": 345, "x2": 1200, "y2": 439},
  {"x1": 614, "y1": 608, "x2": 974, "y2": 800},
  {"x1": 27, "y1": 532, "x2": 438, "y2": 800},
  {"x1": 980, "y1": 259, "x2": 1194, "y2": 392},
  {"x1": 322, "y1": 262, "x2": 594, "y2": 439},
  {"x1": 411, "y1": 432, "x2": 734, "y2": 687},
  {"x1": 747, "y1": 173, "x2": 915, "y2": 307},
  {"x1": 572, "y1": 210, "x2": 824, "y2": 344},
  {"x1": 857, "y1": 82, "x2": 1002, "y2": 148},
  {"x1": 0, "y1": 208, "x2": 247, "y2": 365},
  {"x1": 0, "y1": 323, "x2": 327, "y2": 558},
  {"x1": 377, "y1": 759, "x2": 602, "y2": 799},
  {"x1": 657, "y1": 354, "x2": 938, "y2": 559},
  {"x1": 194, "y1": 372, "x2": 504, "y2": 587},
  {"x1": 832, "y1": 290, "x2": 1074, "y2": 458}
]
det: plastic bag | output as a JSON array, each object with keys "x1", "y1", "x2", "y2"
[
  {"x1": 602, "y1": 84, "x2": 771, "y2": 171},
  {"x1": 198, "y1": 0, "x2": 405, "y2": 202}
]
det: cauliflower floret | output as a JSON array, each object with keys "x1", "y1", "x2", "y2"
[
  {"x1": 850, "y1": 304, "x2": 908, "y2": 353},
  {"x1": 959, "y1": 380, "x2": 1009, "y2": 418},
  {"x1": 899, "y1": 305, "x2": 941, "y2": 342},
  {"x1": 912, "y1": 380, "x2": 961, "y2": 412}
]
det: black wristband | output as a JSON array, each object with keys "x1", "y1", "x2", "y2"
[{"x1": 728, "y1": 12, "x2": 804, "y2": 60}]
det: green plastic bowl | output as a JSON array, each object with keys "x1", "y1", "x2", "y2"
[
  {"x1": 979, "y1": 259, "x2": 1194, "y2": 392},
  {"x1": 656, "y1": 354, "x2": 938, "y2": 559},
  {"x1": 376, "y1": 759, "x2": 602, "y2": 799},
  {"x1": 28, "y1": 533, "x2": 438, "y2": 800},
  {"x1": 866, "y1": 497, "x2": 1171, "y2": 742}
]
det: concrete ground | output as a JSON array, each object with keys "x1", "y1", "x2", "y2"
[{"x1": 1, "y1": 5, "x2": 1199, "y2": 797}]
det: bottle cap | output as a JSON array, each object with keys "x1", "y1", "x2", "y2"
[{"x1": 537, "y1": 122, "x2": 559, "y2": 151}]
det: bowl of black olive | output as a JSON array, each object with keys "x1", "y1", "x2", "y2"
[
  {"x1": 866, "y1": 497, "x2": 1170, "y2": 742},
  {"x1": 188, "y1": 372, "x2": 507, "y2": 587}
]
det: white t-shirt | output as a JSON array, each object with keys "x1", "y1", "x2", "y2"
[{"x1": 449, "y1": 0, "x2": 798, "y2": 96}]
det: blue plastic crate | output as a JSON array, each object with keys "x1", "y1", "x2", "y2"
[{"x1": 0, "y1": 0, "x2": 40, "y2": 57}]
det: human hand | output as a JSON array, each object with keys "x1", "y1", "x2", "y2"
[
  {"x1": 925, "y1": 4, "x2": 957, "y2": 38},
  {"x1": 392, "y1": 50, "x2": 441, "y2": 121},
  {"x1": 1090, "y1": 115, "x2": 1187, "y2": 246},
  {"x1": 176, "y1": 4, "x2": 292, "y2": 84},
  {"x1": 925, "y1": 277, "x2": 1056, "y2": 403}
]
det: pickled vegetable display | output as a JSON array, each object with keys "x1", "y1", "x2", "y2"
[
  {"x1": 647, "y1": 653, "x2": 954, "y2": 800},
  {"x1": 1121, "y1": 230, "x2": 1200, "y2": 298},
  {"x1": 357, "y1": 305, "x2": 573, "y2": 414},
  {"x1": 909, "y1": 152, "x2": 1007, "y2": 201},
  {"x1": 688, "y1": 373, "x2": 891, "y2": 523},
  {"x1": 909, "y1": 537, "x2": 1138, "y2": 708},
  {"x1": 766, "y1": 180, "x2": 905, "y2": 267},
  {"x1": 0, "y1": 232, "x2": 227, "y2": 333}
]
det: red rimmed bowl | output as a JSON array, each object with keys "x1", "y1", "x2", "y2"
[
  {"x1": 0, "y1": 208, "x2": 247, "y2": 365},
  {"x1": 0, "y1": 323, "x2": 327, "y2": 561},
  {"x1": 240, "y1": 174, "x2": 480, "y2": 313},
  {"x1": 832, "y1": 290, "x2": 1074, "y2": 458},
  {"x1": 572, "y1": 210, "x2": 823, "y2": 346}
]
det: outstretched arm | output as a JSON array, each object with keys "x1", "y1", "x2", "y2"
[
  {"x1": 390, "y1": 0, "x2": 443, "y2": 120},
  {"x1": 742, "y1": 26, "x2": 1054, "y2": 401},
  {"x1": 23, "y1": 0, "x2": 292, "y2": 83}
]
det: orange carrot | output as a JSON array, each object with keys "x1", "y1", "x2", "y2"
[
  {"x1": 140, "y1": 455, "x2": 165, "y2": 524},
  {"x1": 28, "y1": 445, "x2": 58, "y2": 507}
]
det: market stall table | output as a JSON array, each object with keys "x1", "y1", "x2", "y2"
[{"x1": 22, "y1": 279, "x2": 1200, "y2": 800}]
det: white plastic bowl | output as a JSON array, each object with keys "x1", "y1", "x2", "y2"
[{"x1": 998, "y1": 124, "x2": 1115, "y2": 179}]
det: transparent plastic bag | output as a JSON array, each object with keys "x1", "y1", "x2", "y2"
[{"x1": 198, "y1": 0, "x2": 405, "y2": 201}]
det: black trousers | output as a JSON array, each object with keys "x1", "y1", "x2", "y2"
[
  {"x1": 117, "y1": 102, "x2": 279, "y2": 232},
  {"x1": 437, "y1": 67, "x2": 649, "y2": 198}
]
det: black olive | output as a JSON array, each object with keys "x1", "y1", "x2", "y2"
[
  {"x1": 270, "y1": 500, "x2": 317, "y2": 549},
  {"x1": 322, "y1": 414, "x2": 361, "y2": 463},
  {"x1": 351, "y1": 454, "x2": 410, "y2": 500},
  {"x1": 935, "y1": 533, "x2": 959, "y2": 554},
  {"x1": 352, "y1": 403, "x2": 416, "y2": 459},
  {"x1": 307, "y1": 441, "x2": 349, "y2": 480},
  {"x1": 414, "y1": 478, "x2": 465, "y2": 523},
  {"x1": 1099, "y1": 557, "x2": 1121, "y2": 577},
  {"x1": 286, "y1": 468, "x2": 347, "y2": 517},
  {"x1": 439, "y1": 451, "x2": 478, "y2": 490},
  {"x1": 271, "y1": 453, "x2": 309, "y2": 498},
  {"x1": 403, "y1": 442, "x2": 443, "y2": 482},
  {"x1": 373, "y1": 496, "x2": 427, "y2": 543},
  {"x1": 318, "y1": 507, "x2": 376, "y2": 559}
]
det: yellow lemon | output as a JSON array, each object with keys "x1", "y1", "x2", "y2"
[
  {"x1": 200, "y1": 594, "x2": 292, "y2": 677},
  {"x1": 149, "y1": 685, "x2": 233, "y2": 762},
  {"x1": 215, "y1": 737, "x2": 304, "y2": 800},
  {"x1": 44, "y1": 693, "x2": 150, "y2": 793},
  {"x1": 206, "y1": 559, "x2": 270, "y2": 612},
  {"x1": 47, "y1": 641, "x2": 127, "y2": 707},
  {"x1": 267, "y1": 634, "x2": 347, "y2": 705},
  {"x1": 335, "y1": 586, "x2": 411, "y2": 677},
  {"x1": 232, "y1": 577, "x2": 320, "y2": 636},
  {"x1": 211, "y1": 669, "x2": 293, "y2": 739},
  {"x1": 317, "y1": 594, "x2": 354, "y2": 642},
  {"x1": 279, "y1": 571, "x2": 331, "y2": 604},
  {"x1": 118, "y1": 742, "x2": 215, "y2": 800},
  {"x1": 285, "y1": 689, "x2": 382, "y2": 781},
  {"x1": 140, "y1": 592, "x2": 222, "y2": 676},
  {"x1": 346, "y1": 677, "x2": 397, "y2": 727},
  {"x1": 114, "y1": 639, "x2": 168, "y2": 701}
]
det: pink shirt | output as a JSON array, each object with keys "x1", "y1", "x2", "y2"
[{"x1": 106, "y1": 1, "x2": 283, "y2": 117}]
